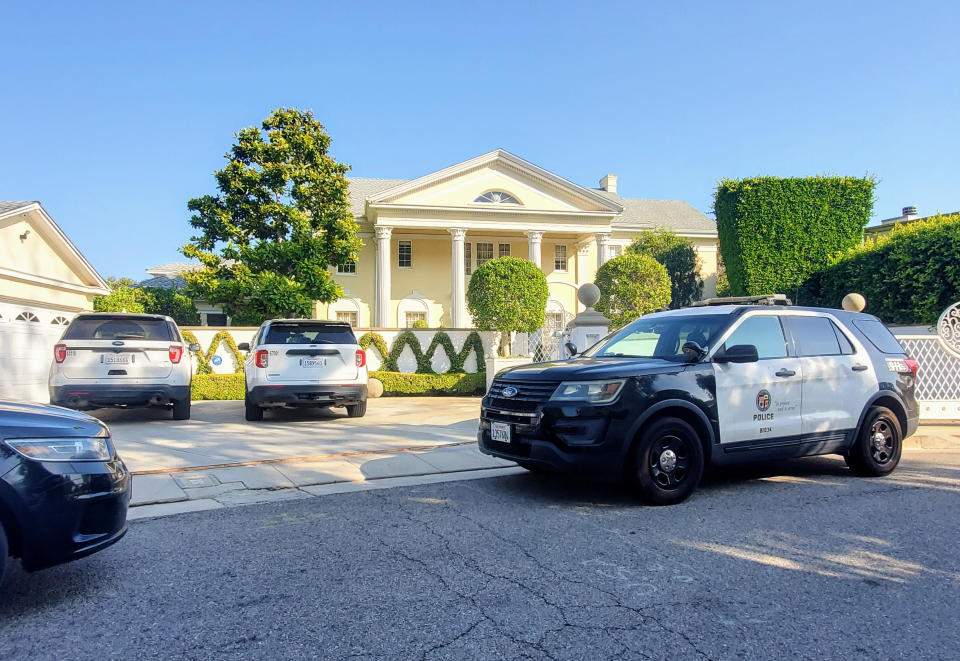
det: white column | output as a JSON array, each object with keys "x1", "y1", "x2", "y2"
[
  {"x1": 449, "y1": 228, "x2": 467, "y2": 328},
  {"x1": 374, "y1": 226, "x2": 392, "y2": 327},
  {"x1": 596, "y1": 232, "x2": 612, "y2": 270},
  {"x1": 526, "y1": 231, "x2": 544, "y2": 270}
]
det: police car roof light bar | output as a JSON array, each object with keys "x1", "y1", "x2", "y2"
[{"x1": 692, "y1": 294, "x2": 792, "y2": 307}]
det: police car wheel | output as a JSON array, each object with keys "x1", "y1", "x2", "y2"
[
  {"x1": 244, "y1": 395, "x2": 264, "y2": 422},
  {"x1": 629, "y1": 417, "x2": 704, "y2": 505},
  {"x1": 845, "y1": 406, "x2": 902, "y2": 477}
]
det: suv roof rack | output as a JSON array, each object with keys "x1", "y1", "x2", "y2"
[{"x1": 692, "y1": 294, "x2": 793, "y2": 307}]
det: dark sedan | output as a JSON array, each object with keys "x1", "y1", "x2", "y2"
[{"x1": 0, "y1": 401, "x2": 130, "y2": 587}]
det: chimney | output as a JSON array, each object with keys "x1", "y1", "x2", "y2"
[
  {"x1": 599, "y1": 174, "x2": 617, "y2": 194},
  {"x1": 902, "y1": 205, "x2": 918, "y2": 219}
]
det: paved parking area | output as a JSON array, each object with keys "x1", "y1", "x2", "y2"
[{"x1": 96, "y1": 398, "x2": 483, "y2": 473}]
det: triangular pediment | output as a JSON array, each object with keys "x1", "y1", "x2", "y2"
[{"x1": 367, "y1": 150, "x2": 622, "y2": 214}]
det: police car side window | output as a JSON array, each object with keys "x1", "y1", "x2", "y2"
[
  {"x1": 832, "y1": 322, "x2": 855, "y2": 355},
  {"x1": 723, "y1": 316, "x2": 787, "y2": 359},
  {"x1": 784, "y1": 316, "x2": 841, "y2": 356}
]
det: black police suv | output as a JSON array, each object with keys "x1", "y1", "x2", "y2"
[
  {"x1": 479, "y1": 301, "x2": 919, "y2": 505},
  {"x1": 0, "y1": 401, "x2": 131, "y2": 587}
]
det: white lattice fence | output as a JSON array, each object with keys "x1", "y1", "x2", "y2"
[{"x1": 894, "y1": 330, "x2": 960, "y2": 420}]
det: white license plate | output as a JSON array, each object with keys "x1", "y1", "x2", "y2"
[
  {"x1": 104, "y1": 355, "x2": 130, "y2": 365},
  {"x1": 491, "y1": 421, "x2": 511, "y2": 443},
  {"x1": 301, "y1": 358, "x2": 327, "y2": 368}
]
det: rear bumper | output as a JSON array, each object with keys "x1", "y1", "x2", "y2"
[
  {"x1": 248, "y1": 383, "x2": 367, "y2": 407},
  {"x1": 50, "y1": 384, "x2": 191, "y2": 409},
  {"x1": 1, "y1": 455, "x2": 131, "y2": 572}
]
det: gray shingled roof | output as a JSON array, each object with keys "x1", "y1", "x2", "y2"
[
  {"x1": 346, "y1": 178, "x2": 715, "y2": 235},
  {"x1": 137, "y1": 275, "x2": 187, "y2": 290},
  {"x1": 0, "y1": 200, "x2": 38, "y2": 217}
]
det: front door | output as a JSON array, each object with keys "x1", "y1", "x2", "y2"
[{"x1": 713, "y1": 314, "x2": 803, "y2": 446}]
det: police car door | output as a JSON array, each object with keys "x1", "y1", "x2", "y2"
[{"x1": 711, "y1": 313, "x2": 803, "y2": 445}]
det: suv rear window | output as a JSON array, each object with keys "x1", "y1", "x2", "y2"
[
  {"x1": 853, "y1": 320, "x2": 905, "y2": 354},
  {"x1": 64, "y1": 316, "x2": 174, "y2": 341},
  {"x1": 264, "y1": 323, "x2": 356, "y2": 345}
]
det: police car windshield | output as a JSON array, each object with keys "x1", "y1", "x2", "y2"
[{"x1": 583, "y1": 314, "x2": 728, "y2": 361}]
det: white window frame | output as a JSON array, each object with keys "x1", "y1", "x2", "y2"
[
  {"x1": 336, "y1": 261, "x2": 357, "y2": 275},
  {"x1": 554, "y1": 244, "x2": 568, "y2": 272},
  {"x1": 398, "y1": 240, "x2": 413, "y2": 269},
  {"x1": 405, "y1": 311, "x2": 427, "y2": 328},
  {"x1": 464, "y1": 242, "x2": 472, "y2": 275},
  {"x1": 476, "y1": 242, "x2": 494, "y2": 266},
  {"x1": 498, "y1": 243, "x2": 511, "y2": 258},
  {"x1": 336, "y1": 311, "x2": 358, "y2": 327}
]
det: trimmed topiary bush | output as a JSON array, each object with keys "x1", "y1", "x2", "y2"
[
  {"x1": 799, "y1": 213, "x2": 960, "y2": 324},
  {"x1": 467, "y1": 256, "x2": 548, "y2": 356},
  {"x1": 191, "y1": 373, "x2": 245, "y2": 400},
  {"x1": 714, "y1": 176, "x2": 874, "y2": 296},
  {"x1": 595, "y1": 253, "x2": 672, "y2": 327},
  {"x1": 368, "y1": 371, "x2": 485, "y2": 396},
  {"x1": 628, "y1": 229, "x2": 703, "y2": 307}
]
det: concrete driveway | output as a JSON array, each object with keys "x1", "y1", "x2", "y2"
[{"x1": 96, "y1": 397, "x2": 483, "y2": 473}]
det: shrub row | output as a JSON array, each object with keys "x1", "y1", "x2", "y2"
[
  {"x1": 799, "y1": 213, "x2": 960, "y2": 324},
  {"x1": 715, "y1": 176, "x2": 874, "y2": 296},
  {"x1": 189, "y1": 371, "x2": 485, "y2": 400}
]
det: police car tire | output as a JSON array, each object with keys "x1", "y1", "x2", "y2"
[
  {"x1": 172, "y1": 398, "x2": 191, "y2": 420},
  {"x1": 346, "y1": 401, "x2": 367, "y2": 418},
  {"x1": 629, "y1": 417, "x2": 704, "y2": 506},
  {"x1": 244, "y1": 396, "x2": 264, "y2": 422},
  {"x1": 845, "y1": 406, "x2": 902, "y2": 477}
]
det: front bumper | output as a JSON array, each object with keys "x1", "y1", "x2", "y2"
[
  {"x1": 50, "y1": 384, "x2": 191, "y2": 409},
  {"x1": 248, "y1": 383, "x2": 367, "y2": 407},
  {"x1": 1, "y1": 454, "x2": 131, "y2": 571},
  {"x1": 478, "y1": 398, "x2": 628, "y2": 475}
]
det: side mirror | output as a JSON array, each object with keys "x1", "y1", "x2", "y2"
[
  {"x1": 237, "y1": 342, "x2": 250, "y2": 351},
  {"x1": 713, "y1": 344, "x2": 759, "y2": 364},
  {"x1": 188, "y1": 343, "x2": 202, "y2": 353},
  {"x1": 681, "y1": 341, "x2": 707, "y2": 362},
  {"x1": 564, "y1": 342, "x2": 578, "y2": 358}
]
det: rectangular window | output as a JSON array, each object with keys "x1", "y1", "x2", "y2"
[
  {"x1": 608, "y1": 245, "x2": 622, "y2": 258},
  {"x1": 498, "y1": 243, "x2": 511, "y2": 258},
  {"x1": 723, "y1": 315, "x2": 787, "y2": 359},
  {"x1": 554, "y1": 244, "x2": 567, "y2": 271},
  {"x1": 853, "y1": 320, "x2": 905, "y2": 354},
  {"x1": 783, "y1": 316, "x2": 841, "y2": 357},
  {"x1": 336, "y1": 261, "x2": 356, "y2": 275},
  {"x1": 464, "y1": 243, "x2": 472, "y2": 275},
  {"x1": 476, "y1": 242, "x2": 494, "y2": 266},
  {"x1": 405, "y1": 311, "x2": 426, "y2": 328},
  {"x1": 398, "y1": 240, "x2": 412, "y2": 268},
  {"x1": 336, "y1": 311, "x2": 358, "y2": 327}
]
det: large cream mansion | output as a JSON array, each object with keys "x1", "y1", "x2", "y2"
[{"x1": 317, "y1": 150, "x2": 718, "y2": 331}]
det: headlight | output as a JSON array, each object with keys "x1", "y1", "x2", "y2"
[
  {"x1": 549, "y1": 379, "x2": 625, "y2": 404},
  {"x1": 4, "y1": 437, "x2": 113, "y2": 462}
]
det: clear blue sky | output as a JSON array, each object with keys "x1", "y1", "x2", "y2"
[{"x1": 2, "y1": 1, "x2": 957, "y2": 280}]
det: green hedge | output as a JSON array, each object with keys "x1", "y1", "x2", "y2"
[
  {"x1": 192, "y1": 373, "x2": 245, "y2": 400},
  {"x1": 369, "y1": 371, "x2": 485, "y2": 396},
  {"x1": 799, "y1": 213, "x2": 960, "y2": 324},
  {"x1": 715, "y1": 176, "x2": 874, "y2": 296},
  {"x1": 189, "y1": 371, "x2": 485, "y2": 400}
]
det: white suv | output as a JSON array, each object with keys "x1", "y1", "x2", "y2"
[
  {"x1": 48, "y1": 313, "x2": 200, "y2": 420},
  {"x1": 238, "y1": 320, "x2": 368, "y2": 421}
]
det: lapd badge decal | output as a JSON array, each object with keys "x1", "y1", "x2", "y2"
[
  {"x1": 502, "y1": 386, "x2": 518, "y2": 398},
  {"x1": 756, "y1": 390, "x2": 771, "y2": 412}
]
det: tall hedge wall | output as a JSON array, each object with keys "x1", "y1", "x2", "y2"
[
  {"x1": 799, "y1": 213, "x2": 960, "y2": 324},
  {"x1": 714, "y1": 176, "x2": 874, "y2": 296}
]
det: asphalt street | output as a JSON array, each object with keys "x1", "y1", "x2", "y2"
[{"x1": 2, "y1": 450, "x2": 959, "y2": 660}]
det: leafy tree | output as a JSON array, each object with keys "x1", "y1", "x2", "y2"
[
  {"x1": 181, "y1": 108, "x2": 362, "y2": 326},
  {"x1": 595, "y1": 254, "x2": 672, "y2": 328},
  {"x1": 140, "y1": 287, "x2": 201, "y2": 326},
  {"x1": 106, "y1": 276, "x2": 137, "y2": 291},
  {"x1": 466, "y1": 257, "x2": 549, "y2": 356},
  {"x1": 94, "y1": 287, "x2": 147, "y2": 313},
  {"x1": 628, "y1": 229, "x2": 702, "y2": 307}
]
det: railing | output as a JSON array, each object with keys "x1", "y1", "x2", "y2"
[{"x1": 892, "y1": 326, "x2": 960, "y2": 421}]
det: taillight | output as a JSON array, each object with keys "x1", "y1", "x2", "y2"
[
  {"x1": 169, "y1": 345, "x2": 184, "y2": 364},
  {"x1": 255, "y1": 350, "x2": 269, "y2": 368},
  {"x1": 54, "y1": 344, "x2": 67, "y2": 363},
  {"x1": 356, "y1": 349, "x2": 366, "y2": 368},
  {"x1": 905, "y1": 358, "x2": 918, "y2": 379}
]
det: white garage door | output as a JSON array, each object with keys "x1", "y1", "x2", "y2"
[{"x1": 0, "y1": 306, "x2": 74, "y2": 403}]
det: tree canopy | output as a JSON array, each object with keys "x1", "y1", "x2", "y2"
[
  {"x1": 93, "y1": 287, "x2": 200, "y2": 325},
  {"x1": 466, "y1": 257, "x2": 548, "y2": 356},
  {"x1": 628, "y1": 229, "x2": 703, "y2": 308},
  {"x1": 181, "y1": 108, "x2": 361, "y2": 326},
  {"x1": 595, "y1": 253, "x2": 672, "y2": 328}
]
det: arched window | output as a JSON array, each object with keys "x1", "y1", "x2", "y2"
[
  {"x1": 15, "y1": 311, "x2": 39, "y2": 322},
  {"x1": 51, "y1": 316, "x2": 70, "y2": 326},
  {"x1": 474, "y1": 191, "x2": 520, "y2": 205}
]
